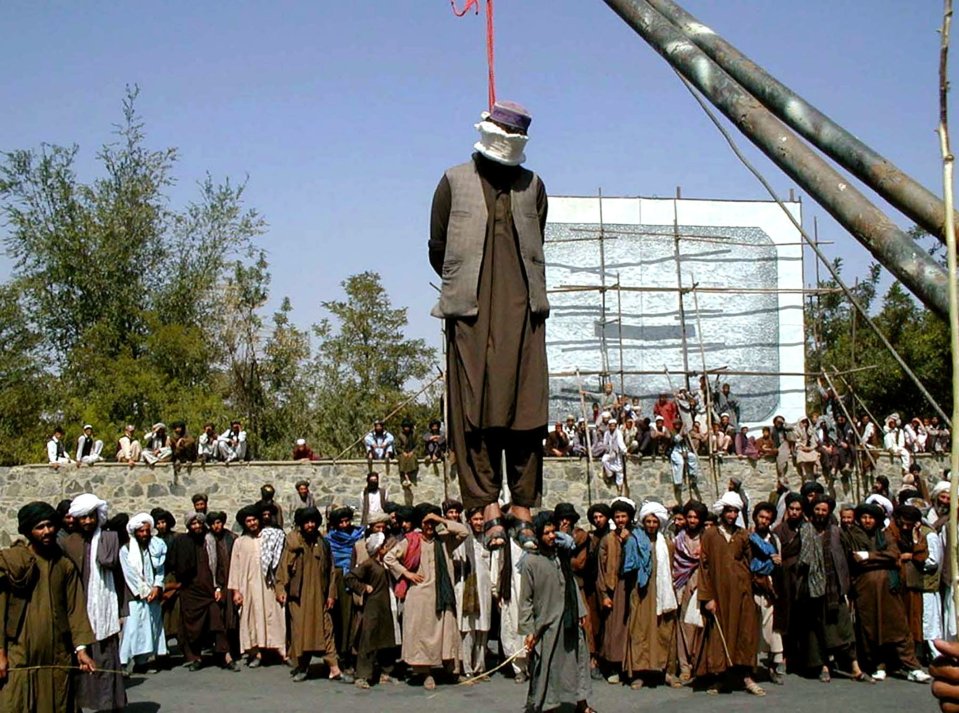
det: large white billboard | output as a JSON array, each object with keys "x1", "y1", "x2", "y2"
[{"x1": 544, "y1": 195, "x2": 806, "y2": 428}]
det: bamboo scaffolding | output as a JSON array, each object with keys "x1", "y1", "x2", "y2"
[
  {"x1": 548, "y1": 284, "x2": 840, "y2": 295},
  {"x1": 690, "y1": 279, "x2": 720, "y2": 497},
  {"x1": 820, "y1": 368, "x2": 874, "y2": 504},
  {"x1": 548, "y1": 365, "x2": 878, "y2": 379}
]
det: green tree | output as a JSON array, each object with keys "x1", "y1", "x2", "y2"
[
  {"x1": 0, "y1": 87, "x2": 265, "y2": 459},
  {"x1": 310, "y1": 271, "x2": 438, "y2": 457}
]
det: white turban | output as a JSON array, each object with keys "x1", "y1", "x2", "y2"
[
  {"x1": 68, "y1": 493, "x2": 108, "y2": 525},
  {"x1": 126, "y1": 512, "x2": 154, "y2": 535},
  {"x1": 932, "y1": 481, "x2": 951, "y2": 498},
  {"x1": 367, "y1": 512, "x2": 391, "y2": 525},
  {"x1": 866, "y1": 493, "x2": 894, "y2": 518},
  {"x1": 366, "y1": 532, "x2": 386, "y2": 558},
  {"x1": 712, "y1": 491, "x2": 744, "y2": 514},
  {"x1": 639, "y1": 501, "x2": 669, "y2": 525}
]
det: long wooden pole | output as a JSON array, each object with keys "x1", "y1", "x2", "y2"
[
  {"x1": 577, "y1": 368, "x2": 594, "y2": 507},
  {"x1": 691, "y1": 278, "x2": 719, "y2": 497},
  {"x1": 821, "y1": 368, "x2": 873, "y2": 503},
  {"x1": 936, "y1": 0, "x2": 959, "y2": 622}
]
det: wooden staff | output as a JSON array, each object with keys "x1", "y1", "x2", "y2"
[{"x1": 577, "y1": 368, "x2": 594, "y2": 507}]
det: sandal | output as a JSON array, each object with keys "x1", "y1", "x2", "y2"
[
  {"x1": 819, "y1": 668, "x2": 831, "y2": 683},
  {"x1": 424, "y1": 675, "x2": 437, "y2": 690},
  {"x1": 514, "y1": 520, "x2": 538, "y2": 551},
  {"x1": 630, "y1": 678, "x2": 644, "y2": 690},
  {"x1": 484, "y1": 518, "x2": 507, "y2": 550},
  {"x1": 852, "y1": 672, "x2": 875, "y2": 684},
  {"x1": 745, "y1": 681, "x2": 766, "y2": 696}
]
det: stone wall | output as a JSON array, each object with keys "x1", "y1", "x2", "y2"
[{"x1": 0, "y1": 452, "x2": 948, "y2": 546}]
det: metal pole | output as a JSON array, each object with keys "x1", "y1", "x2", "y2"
[
  {"x1": 597, "y1": 188, "x2": 610, "y2": 378},
  {"x1": 601, "y1": 0, "x2": 953, "y2": 319},
  {"x1": 644, "y1": 0, "x2": 952, "y2": 245}
]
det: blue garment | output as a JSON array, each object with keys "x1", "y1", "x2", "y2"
[
  {"x1": 748, "y1": 532, "x2": 777, "y2": 576},
  {"x1": 119, "y1": 537, "x2": 168, "y2": 664},
  {"x1": 622, "y1": 529, "x2": 653, "y2": 588},
  {"x1": 326, "y1": 526, "x2": 365, "y2": 571}
]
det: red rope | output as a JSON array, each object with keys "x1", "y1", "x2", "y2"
[{"x1": 450, "y1": 0, "x2": 496, "y2": 110}]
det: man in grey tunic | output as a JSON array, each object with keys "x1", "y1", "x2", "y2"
[
  {"x1": 519, "y1": 512, "x2": 594, "y2": 713},
  {"x1": 429, "y1": 100, "x2": 549, "y2": 550}
]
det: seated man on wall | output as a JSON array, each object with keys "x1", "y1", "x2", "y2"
[
  {"x1": 364, "y1": 419, "x2": 395, "y2": 465},
  {"x1": 171, "y1": 421, "x2": 197, "y2": 464},
  {"x1": 142, "y1": 423, "x2": 174, "y2": 465},
  {"x1": 423, "y1": 419, "x2": 447, "y2": 464},
  {"x1": 46, "y1": 426, "x2": 73, "y2": 467},
  {"x1": 117, "y1": 425, "x2": 142, "y2": 465},
  {"x1": 545, "y1": 421, "x2": 570, "y2": 457},
  {"x1": 197, "y1": 423, "x2": 219, "y2": 463},
  {"x1": 218, "y1": 421, "x2": 248, "y2": 463},
  {"x1": 76, "y1": 424, "x2": 104, "y2": 465}
]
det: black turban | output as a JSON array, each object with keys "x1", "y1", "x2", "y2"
[
  {"x1": 236, "y1": 504, "x2": 261, "y2": 528},
  {"x1": 294, "y1": 506, "x2": 322, "y2": 528},
  {"x1": 151, "y1": 508, "x2": 176, "y2": 529},
  {"x1": 533, "y1": 510, "x2": 555, "y2": 538},
  {"x1": 395, "y1": 506, "x2": 415, "y2": 523},
  {"x1": 610, "y1": 498, "x2": 636, "y2": 521},
  {"x1": 854, "y1": 503, "x2": 885, "y2": 523},
  {"x1": 329, "y1": 506, "x2": 355, "y2": 525},
  {"x1": 800, "y1": 481, "x2": 825, "y2": 497},
  {"x1": 683, "y1": 500, "x2": 708, "y2": 521},
  {"x1": 553, "y1": 502, "x2": 580, "y2": 525},
  {"x1": 18, "y1": 501, "x2": 58, "y2": 536},
  {"x1": 784, "y1": 492, "x2": 804, "y2": 508},
  {"x1": 56, "y1": 499, "x2": 73, "y2": 518},
  {"x1": 383, "y1": 501, "x2": 399, "y2": 514},
  {"x1": 894, "y1": 504, "x2": 922, "y2": 524},
  {"x1": 208, "y1": 511, "x2": 228, "y2": 525},
  {"x1": 587, "y1": 503, "x2": 612, "y2": 521},
  {"x1": 257, "y1": 500, "x2": 278, "y2": 517},
  {"x1": 441, "y1": 499, "x2": 463, "y2": 514},
  {"x1": 414, "y1": 503, "x2": 441, "y2": 527}
]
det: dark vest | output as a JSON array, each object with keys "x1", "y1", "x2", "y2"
[{"x1": 431, "y1": 159, "x2": 549, "y2": 319}]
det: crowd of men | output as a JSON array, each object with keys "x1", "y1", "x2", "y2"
[
  {"x1": 46, "y1": 421, "x2": 250, "y2": 468},
  {"x1": 542, "y1": 379, "x2": 951, "y2": 499},
  {"x1": 4, "y1": 461, "x2": 957, "y2": 712}
]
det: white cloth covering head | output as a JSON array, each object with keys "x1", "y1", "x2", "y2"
[
  {"x1": 367, "y1": 511, "x2": 391, "y2": 525},
  {"x1": 295, "y1": 438, "x2": 306, "y2": 446},
  {"x1": 68, "y1": 493, "x2": 108, "y2": 526},
  {"x1": 126, "y1": 512, "x2": 154, "y2": 535},
  {"x1": 932, "y1": 480, "x2": 951, "y2": 499},
  {"x1": 366, "y1": 532, "x2": 386, "y2": 558},
  {"x1": 474, "y1": 113, "x2": 528, "y2": 166},
  {"x1": 712, "y1": 490, "x2": 744, "y2": 514},
  {"x1": 865, "y1": 493, "x2": 894, "y2": 518},
  {"x1": 639, "y1": 501, "x2": 669, "y2": 526}
]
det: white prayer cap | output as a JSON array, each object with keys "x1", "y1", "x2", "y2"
[
  {"x1": 83, "y1": 424, "x2": 93, "y2": 430},
  {"x1": 639, "y1": 501, "x2": 669, "y2": 525},
  {"x1": 865, "y1": 493, "x2": 894, "y2": 518},
  {"x1": 295, "y1": 438, "x2": 306, "y2": 446},
  {"x1": 68, "y1": 493, "x2": 108, "y2": 525},
  {"x1": 368, "y1": 511, "x2": 391, "y2": 525},
  {"x1": 366, "y1": 532, "x2": 386, "y2": 557},
  {"x1": 601, "y1": 411, "x2": 611, "y2": 420},
  {"x1": 127, "y1": 512, "x2": 154, "y2": 535},
  {"x1": 932, "y1": 481, "x2": 952, "y2": 498},
  {"x1": 153, "y1": 422, "x2": 166, "y2": 431},
  {"x1": 712, "y1": 491, "x2": 744, "y2": 514}
]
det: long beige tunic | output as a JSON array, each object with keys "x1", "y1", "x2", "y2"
[
  {"x1": 228, "y1": 534, "x2": 286, "y2": 656},
  {"x1": 625, "y1": 538, "x2": 676, "y2": 675},
  {"x1": 385, "y1": 521, "x2": 467, "y2": 668}
]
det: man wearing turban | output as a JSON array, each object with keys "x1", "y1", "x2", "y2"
[
  {"x1": 347, "y1": 529, "x2": 399, "y2": 689},
  {"x1": 164, "y1": 510, "x2": 236, "y2": 670},
  {"x1": 0, "y1": 502, "x2": 96, "y2": 713},
  {"x1": 697, "y1": 490, "x2": 763, "y2": 695},
  {"x1": 846, "y1": 503, "x2": 930, "y2": 682},
  {"x1": 276, "y1": 507, "x2": 344, "y2": 683},
  {"x1": 430, "y1": 100, "x2": 549, "y2": 552},
  {"x1": 118, "y1": 512, "x2": 168, "y2": 673},
  {"x1": 61, "y1": 493, "x2": 126, "y2": 710}
]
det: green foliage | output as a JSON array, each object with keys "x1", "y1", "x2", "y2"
[
  {"x1": 0, "y1": 90, "x2": 437, "y2": 464},
  {"x1": 309, "y1": 272, "x2": 438, "y2": 458},
  {"x1": 805, "y1": 257, "x2": 951, "y2": 420}
]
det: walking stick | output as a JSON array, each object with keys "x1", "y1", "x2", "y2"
[
  {"x1": 577, "y1": 368, "x2": 594, "y2": 507},
  {"x1": 710, "y1": 609, "x2": 735, "y2": 668}
]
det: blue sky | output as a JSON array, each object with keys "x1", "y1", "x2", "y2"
[{"x1": 1, "y1": 1, "x2": 953, "y2": 349}]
